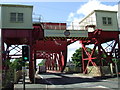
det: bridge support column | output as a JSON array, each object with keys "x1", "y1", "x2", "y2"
[
  {"x1": 81, "y1": 43, "x2": 87, "y2": 74},
  {"x1": 81, "y1": 38, "x2": 118, "y2": 75},
  {"x1": 29, "y1": 46, "x2": 34, "y2": 83},
  {"x1": 34, "y1": 51, "x2": 37, "y2": 71},
  {"x1": 53, "y1": 53, "x2": 58, "y2": 71},
  {"x1": 81, "y1": 42, "x2": 97, "y2": 74},
  {"x1": 58, "y1": 48, "x2": 67, "y2": 72}
]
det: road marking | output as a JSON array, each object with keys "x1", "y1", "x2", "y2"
[
  {"x1": 101, "y1": 80, "x2": 108, "y2": 81},
  {"x1": 37, "y1": 75, "x2": 49, "y2": 89},
  {"x1": 45, "y1": 79, "x2": 54, "y2": 85},
  {"x1": 92, "y1": 85, "x2": 110, "y2": 89},
  {"x1": 37, "y1": 75, "x2": 56, "y2": 86},
  {"x1": 39, "y1": 75, "x2": 43, "y2": 79}
]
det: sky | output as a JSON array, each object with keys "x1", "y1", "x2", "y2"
[{"x1": 1, "y1": 0, "x2": 119, "y2": 64}]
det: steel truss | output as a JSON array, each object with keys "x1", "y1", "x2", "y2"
[
  {"x1": 2, "y1": 25, "x2": 120, "y2": 82},
  {"x1": 80, "y1": 29, "x2": 119, "y2": 74}
]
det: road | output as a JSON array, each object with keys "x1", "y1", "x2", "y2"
[{"x1": 14, "y1": 71, "x2": 119, "y2": 90}]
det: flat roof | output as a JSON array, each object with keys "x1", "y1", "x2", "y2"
[
  {"x1": 79, "y1": 10, "x2": 117, "y2": 24},
  {"x1": 0, "y1": 4, "x2": 33, "y2": 8},
  {"x1": 94, "y1": 10, "x2": 117, "y2": 13}
]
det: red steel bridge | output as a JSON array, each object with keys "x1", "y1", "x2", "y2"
[{"x1": 2, "y1": 22, "x2": 120, "y2": 82}]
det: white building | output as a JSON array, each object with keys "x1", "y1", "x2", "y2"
[
  {"x1": 79, "y1": 10, "x2": 118, "y2": 32},
  {"x1": 0, "y1": 4, "x2": 33, "y2": 29}
]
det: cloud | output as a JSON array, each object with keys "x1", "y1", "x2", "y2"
[
  {"x1": 68, "y1": 12, "x2": 75, "y2": 21},
  {"x1": 77, "y1": 0, "x2": 117, "y2": 16},
  {"x1": 67, "y1": 0, "x2": 118, "y2": 61},
  {"x1": 67, "y1": 0, "x2": 118, "y2": 28},
  {"x1": 67, "y1": 41, "x2": 82, "y2": 60}
]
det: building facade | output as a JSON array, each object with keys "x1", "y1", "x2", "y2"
[
  {"x1": 0, "y1": 4, "x2": 33, "y2": 29},
  {"x1": 79, "y1": 10, "x2": 118, "y2": 32}
]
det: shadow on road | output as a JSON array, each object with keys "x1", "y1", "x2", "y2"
[{"x1": 35, "y1": 72, "x2": 117, "y2": 85}]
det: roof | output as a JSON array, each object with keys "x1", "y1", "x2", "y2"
[
  {"x1": 94, "y1": 10, "x2": 117, "y2": 13},
  {"x1": 0, "y1": 4, "x2": 33, "y2": 8},
  {"x1": 79, "y1": 10, "x2": 117, "y2": 24}
]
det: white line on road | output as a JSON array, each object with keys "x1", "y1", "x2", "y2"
[
  {"x1": 37, "y1": 75, "x2": 55, "y2": 86},
  {"x1": 91, "y1": 85, "x2": 110, "y2": 89}
]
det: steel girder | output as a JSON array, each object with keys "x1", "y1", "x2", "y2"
[
  {"x1": 2, "y1": 25, "x2": 68, "y2": 83},
  {"x1": 80, "y1": 29, "x2": 120, "y2": 74}
]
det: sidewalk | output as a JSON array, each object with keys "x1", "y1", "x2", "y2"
[
  {"x1": 14, "y1": 75, "x2": 31, "y2": 89},
  {"x1": 14, "y1": 74, "x2": 49, "y2": 90}
]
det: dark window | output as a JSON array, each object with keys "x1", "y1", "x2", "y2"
[
  {"x1": 18, "y1": 13, "x2": 23, "y2": 22},
  {"x1": 102, "y1": 17, "x2": 107, "y2": 24},
  {"x1": 108, "y1": 17, "x2": 112, "y2": 24},
  {"x1": 10, "y1": 13, "x2": 16, "y2": 22},
  {"x1": 10, "y1": 12, "x2": 24, "y2": 22},
  {"x1": 102, "y1": 17, "x2": 112, "y2": 25}
]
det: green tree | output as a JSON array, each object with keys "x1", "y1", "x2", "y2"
[
  {"x1": 71, "y1": 48, "x2": 82, "y2": 67},
  {"x1": 71, "y1": 47, "x2": 101, "y2": 67},
  {"x1": 38, "y1": 59, "x2": 46, "y2": 66},
  {"x1": 10, "y1": 58, "x2": 24, "y2": 71}
]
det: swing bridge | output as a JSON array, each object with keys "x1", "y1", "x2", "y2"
[{"x1": 1, "y1": 4, "x2": 120, "y2": 82}]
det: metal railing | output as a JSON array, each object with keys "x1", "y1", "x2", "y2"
[
  {"x1": 33, "y1": 18, "x2": 96, "y2": 31},
  {"x1": 39, "y1": 23, "x2": 89, "y2": 31},
  {"x1": 41, "y1": 24, "x2": 91, "y2": 31},
  {"x1": 41, "y1": 24, "x2": 66, "y2": 30}
]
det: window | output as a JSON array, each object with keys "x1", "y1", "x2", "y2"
[
  {"x1": 102, "y1": 17, "x2": 107, "y2": 24},
  {"x1": 18, "y1": 13, "x2": 23, "y2": 22},
  {"x1": 10, "y1": 13, "x2": 16, "y2": 22},
  {"x1": 102, "y1": 17, "x2": 112, "y2": 25},
  {"x1": 108, "y1": 17, "x2": 112, "y2": 24},
  {"x1": 10, "y1": 12, "x2": 24, "y2": 22}
]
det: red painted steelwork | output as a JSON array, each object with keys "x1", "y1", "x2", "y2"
[
  {"x1": 3, "y1": 21, "x2": 120, "y2": 82},
  {"x1": 80, "y1": 29, "x2": 120, "y2": 74},
  {"x1": 33, "y1": 40, "x2": 67, "y2": 53},
  {"x1": 2, "y1": 22, "x2": 68, "y2": 82},
  {"x1": 2, "y1": 29, "x2": 33, "y2": 45}
]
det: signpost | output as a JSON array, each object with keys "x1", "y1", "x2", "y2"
[
  {"x1": 114, "y1": 49, "x2": 119, "y2": 78},
  {"x1": 22, "y1": 66, "x2": 25, "y2": 90},
  {"x1": 22, "y1": 45, "x2": 30, "y2": 90},
  {"x1": 114, "y1": 48, "x2": 119, "y2": 89}
]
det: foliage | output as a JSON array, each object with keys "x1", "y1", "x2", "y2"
[
  {"x1": 2, "y1": 58, "x2": 25, "y2": 89},
  {"x1": 2, "y1": 68, "x2": 14, "y2": 89},
  {"x1": 71, "y1": 48, "x2": 82, "y2": 67},
  {"x1": 71, "y1": 47, "x2": 106, "y2": 67},
  {"x1": 10, "y1": 58, "x2": 24, "y2": 71},
  {"x1": 112, "y1": 58, "x2": 120, "y2": 72},
  {"x1": 38, "y1": 59, "x2": 46, "y2": 66},
  {"x1": 25, "y1": 62, "x2": 29, "y2": 68}
]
